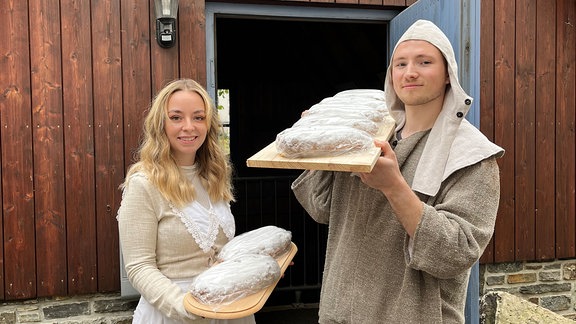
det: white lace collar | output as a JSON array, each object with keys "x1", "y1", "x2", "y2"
[
  {"x1": 171, "y1": 166, "x2": 235, "y2": 252},
  {"x1": 171, "y1": 200, "x2": 235, "y2": 253}
]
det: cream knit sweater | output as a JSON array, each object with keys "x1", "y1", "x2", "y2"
[{"x1": 117, "y1": 167, "x2": 233, "y2": 322}]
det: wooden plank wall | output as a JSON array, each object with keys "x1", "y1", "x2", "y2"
[
  {"x1": 480, "y1": 0, "x2": 576, "y2": 264},
  {"x1": 0, "y1": 0, "x2": 209, "y2": 301},
  {"x1": 0, "y1": 0, "x2": 573, "y2": 301}
]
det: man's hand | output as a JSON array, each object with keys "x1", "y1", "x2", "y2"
[
  {"x1": 359, "y1": 140, "x2": 423, "y2": 237},
  {"x1": 359, "y1": 140, "x2": 403, "y2": 195}
]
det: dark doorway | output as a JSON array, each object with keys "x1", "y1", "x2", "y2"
[
  {"x1": 216, "y1": 17, "x2": 389, "y2": 178},
  {"x1": 215, "y1": 16, "x2": 389, "y2": 309}
]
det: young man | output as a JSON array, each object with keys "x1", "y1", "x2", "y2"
[{"x1": 292, "y1": 20, "x2": 504, "y2": 323}]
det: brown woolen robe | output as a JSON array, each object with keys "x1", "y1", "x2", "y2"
[{"x1": 292, "y1": 131, "x2": 500, "y2": 324}]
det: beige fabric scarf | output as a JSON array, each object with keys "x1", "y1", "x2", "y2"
[{"x1": 384, "y1": 20, "x2": 504, "y2": 196}]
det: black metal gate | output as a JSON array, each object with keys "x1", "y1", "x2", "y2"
[{"x1": 232, "y1": 176, "x2": 327, "y2": 306}]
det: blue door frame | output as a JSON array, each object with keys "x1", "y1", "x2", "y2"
[{"x1": 390, "y1": 1, "x2": 481, "y2": 323}]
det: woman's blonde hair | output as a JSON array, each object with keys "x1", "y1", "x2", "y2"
[{"x1": 122, "y1": 79, "x2": 234, "y2": 207}]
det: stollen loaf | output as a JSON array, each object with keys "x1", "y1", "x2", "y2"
[
  {"x1": 189, "y1": 254, "x2": 281, "y2": 305},
  {"x1": 275, "y1": 89, "x2": 388, "y2": 158},
  {"x1": 217, "y1": 225, "x2": 292, "y2": 262},
  {"x1": 275, "y1": 126, "x2": 374, "y2": 159}
]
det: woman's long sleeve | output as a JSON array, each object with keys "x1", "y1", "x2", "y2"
[{"x1": 117, "y1": 176, "x2": 198, "y2": 322}]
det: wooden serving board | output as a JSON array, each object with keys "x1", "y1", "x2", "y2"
[
  {"x1": 246, "y1": 116, "x2": 396, "y2": 172},
  {"x1": 183, "y1": 242, "x2": 298, "y2": 319}
]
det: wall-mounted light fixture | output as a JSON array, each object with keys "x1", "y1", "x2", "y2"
[{"x1": 155, "y1": 0, "x2": 179, "y2": 48}]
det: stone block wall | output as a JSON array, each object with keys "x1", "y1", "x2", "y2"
[
  {"x1": 480, "y1": 291, "x2": 575, "y2": 324},
  {"x1": 0, "y1": 293, "x2": 138, "y2": 324},
  {"x1": 480, "y1": 259, "x2": 576, "y2": 320},
  {"x1": 4, "y1": 260, "x2": 576, "y2": 323}
]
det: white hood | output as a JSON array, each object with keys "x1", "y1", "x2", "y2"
[{"x1": 384, "y1": 20, "x2": 504, "y2": 196}]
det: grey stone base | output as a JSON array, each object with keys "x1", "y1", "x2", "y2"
[{"x1": 480, "y1": 291, "x2": 574, "y2": 323}]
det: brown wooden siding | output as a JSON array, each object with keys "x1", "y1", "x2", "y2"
[
  {"x1": 0, "y1": 0, "x2": 573, "y2": 301},
  {"x1": 479, "y1": 0, "x2": 576, "y2": 264},
  {"x1": 555, "y1": 0, "x2": 576, "y2": 259},
  {"x1": 92, "y1": 0, "x2": 124, "y2": 293},
  {"x1": 30, "y1": 0, "x2": 67, "y2": 298}
]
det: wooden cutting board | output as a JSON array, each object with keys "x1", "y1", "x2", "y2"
[
  {"x1": 183, "y1": 242, "x2": 298, "y2": 319},
  {"x1": 246, "y1": 116, "x2": 395, "y2": 172}
]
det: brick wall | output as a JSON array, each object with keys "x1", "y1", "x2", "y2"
[{"x1": 480, "y1": 259, "x2": 576, "y2": 321}]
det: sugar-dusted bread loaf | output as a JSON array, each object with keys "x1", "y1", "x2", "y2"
[
  {"x1": 190, "y1": 254, "x2": 281, "y2": 305},
  {"x1": 274, "y1": 89, "x2": 389, "y2": 158},
  {"x1": 275, "y1": 126, "x2": 374, "y2": 159},
  {"x1": 292, "y1": 114, "x2": 381, "y2": 135},
  {"x1": 333, "y1": 88, "x2": 386, "y2": 100},
  {"x1": 217, "y1": 225, "x2": 292, "y2": 262},
  {"x1": 305, "y1": 105, "x2": 387, "y2": 122}
]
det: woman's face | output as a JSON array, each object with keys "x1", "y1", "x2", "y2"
[{"x1": 164, "y1": 90, "x2": 208, "y2": 166}]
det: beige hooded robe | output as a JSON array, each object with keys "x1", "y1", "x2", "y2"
[{"x1": 292, "y1": 20, "x2": 504, "y2": 323}]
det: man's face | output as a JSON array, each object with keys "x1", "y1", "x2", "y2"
[{"x1": 391, "y1": 40, "x2": 449, "y2": 108}]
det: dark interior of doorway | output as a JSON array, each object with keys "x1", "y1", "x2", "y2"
[
  {"x1": 215, "y1": 16, "x2": 389, "y2": 311},
  {"x1": 216, "y1": 16, "x2": 389, "y2": 178}
]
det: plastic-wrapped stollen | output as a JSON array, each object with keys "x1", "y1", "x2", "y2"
[
  {"x1": 275, "y1": 125, "x2": 374, "y2": 159},
  {"x1": 304, "y1": 105, "x2": 386, "y2": 122},
  {"x1": 183, "y1": 242, "x2": 298, "y2": 319},
  {"x1": 217, "y1": 225, "x2": 292, "y2": 262},
  {"x1": 292, "y1": 115, "x2": 381, "y2": 135},
  {"x1": 189, "y1": 254, "x2": 281, "y2": 306},
  {"x1": 314, "y1": 99, "x2": 388, "y2": 115},
  {"x1": 246, "y1": 88, "x2": 395, "y2": 171},
  {"x1": 333, "y1": 88, "x2": 386, "y2": 100}
]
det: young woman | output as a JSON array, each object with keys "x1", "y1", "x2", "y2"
[{"x1": 117, "y1": 79, "x2": 254, "y2": 324}]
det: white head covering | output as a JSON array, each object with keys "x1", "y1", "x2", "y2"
[{"x1": 384, "y1": 20, "x2": 504, "y2": 196}]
